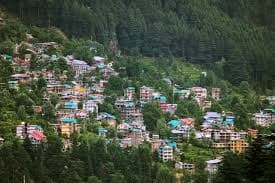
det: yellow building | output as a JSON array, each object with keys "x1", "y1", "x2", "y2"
[
  {"x1": 61, "y1": 123, "x2": 81, "y2": 137},
  {"x1": 228, "y1": 140, "x2": 249, "y2": 153},
  {"x1": 213, "y1": 140, "x2": 249, "y2": 153},
  {"x1": 247, "y1": 128, "x2": 258, "y2": 139}
]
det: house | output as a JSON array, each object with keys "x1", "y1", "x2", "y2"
[
  {"x1": 150, "y1": 134, "x2": 163, "y2": 152},
  {"x1": 83, "y1": 100, "x2": 98, "y2": 114},
  {"x1": 211, "y1": 130, "x2": 247, "y2": 142},
  {"x1": 189, "y1": 87, "x2": 207, "y2": 99},
  {"x1": 228, "y1": 139, "x2": 249, "y2": 153},
  {"x1": 60, "y1": 123, "x2": 81, "y2": 137},
  {"x1": 161, "y1": 104, "x2": 177, "y2": 114},
  {"x1": 97, "y1": 112, "x2": 117, "y2": 127},
  {"x1": 64, "y1": 101, "x2": 78, "y2": 110},
  {"x1": 115, "y1": 98, "x2": 133, "y2": 109},
  {"x1": 125, "y1": 87, "x2": 135, "y2": 100},
  {"x1": 168, "y1": 119, "x2": 181, "y2": 129},
  {"x1": 171, "y1": 126, "x2": 190, "y2": 139},
  {"x1": 71, "y1": 60, "x2": 90, "y2": 76},
  {"x1": 75, "y1": 110, "x2": 89, "y2": 119},
  {"x1": 99, "y1": 80, "x2": 108, "y2": 88},
  {"x1": 140, "y1": 86, "x2": 154, "y2": 102},
  {"x1": 98, "y1": 127, "x2": 108, "y2": 137},
  {"x1": 203, "y1": 112, "x2": 222, "y2": 128},
  {"x1": 175, "y1": 162, "x2": 195, "y2": 173},
  {"x1": 8, "y1": 80, "x2": 18, "y2": 89},
  {"x1": 266, "y1": 96, "x2": 275, "y2": 105},
  {"x1": 247, "y1": 128, "x2": 258, "y2": 139},
  {"x1": 205, "y1": 159, "x2": 222, "y2": 175},
  {"x1": 129, "y1": 112, "x2": 143, "y2": 123},
  {"x1": 121, "y1": 102, "x2": 136, "y2": 122},
  {"x1": 212, "y1": 88, "x2": 221, "y2": 100},
  {"x1": 159, "y1": 144, "x2": 173, "y2": 162},
  {"x1": 102, "y1": 66, "x2": 118, "y2": 78},
  {"x1": 212, "y1": 139, "x2": 249, "y2": 153},
  {"x1": 93, "y1": 56, "x2": 105, "y2": 64},
  {"x1": 33, "y1": 106, "x2": 42, "y2": 114},
  {"x1": 11, "y1": 73, "x2": 31, "y2": 83},
  {"x1": 180, "y1": 118, "x2": 195, "y2": 128},
  {"x1": 16, "y1": 123, "x2": 45, "y2": 144},
  {"x1": 174, "y1": 89, "x2": 190, "y2": 99},
  {"x1": 47, "y1": 84, "x2": 65, "y2": 95},
  {"x1": 253, "y1": 112, "x2": 273, "y2": 127},
  {"x1": 154, "y1": 95, "x2": 167, "y2": 104},
  {"x1": 117, "y1": 123, "x2": 132, "y2": 136},
  {"x1": 223, "y1": 114, "x2": 235, "y2": 126}
]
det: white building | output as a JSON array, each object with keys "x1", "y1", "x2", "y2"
[
  {"x1": 254, "y1": 112, "x2": 272, "y2": 127},
  {"x1": 71, "y1": 60, "x2": 90, "y2": 76},
  {"x1": 83, "y1": 100, "x2": 98, "y2": 114},
  {"x1": 159, "y1": 144, "x2": 173, "y2": 162},
  {"x1": 175, "y1": 162, "x2": 195, "y2": 173},
  {"x1": 205, "y1": 159, "x2": 222, "y2": 175}
]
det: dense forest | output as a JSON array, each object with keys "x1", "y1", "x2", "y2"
[{"x1": 1, "y1": 0, "x2": 275, "y2": 90}]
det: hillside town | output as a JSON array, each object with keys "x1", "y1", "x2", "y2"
[{"x1": 1, "y1": 36, "x2": 274, "y2": 182}]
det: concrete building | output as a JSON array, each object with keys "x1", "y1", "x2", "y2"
[
  {"x1": 140, "y1": 86, "x2": 154, "y2": 102},
  {"x1": 175, "y1": 162, "x2": 195, "y2": 173},
  {"x1": 159, "y1": 144, "x2": 173, "y2": 162},
  {"x1": 71, "y1": 60, "x2": 90, "y2": 76},
  {"x1": 213, "y1": 139, "x2": 249, "y2": 153},
  {"x1": 16, "y1": 124, "x2": 45, "y2": 144},
  {"x1": 206, "y1": 159, "x2": 222, "y2": 175},
  {"x1": 254, "y1": 112, "x2": 273, "y2": 127},
  {"x1": 125, "y1": 87, "x2": 135, "y2": 100}
]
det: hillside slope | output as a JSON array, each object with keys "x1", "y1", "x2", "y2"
[{"x1": 0, "y1": 0, "x2": 274, "y2": 90}]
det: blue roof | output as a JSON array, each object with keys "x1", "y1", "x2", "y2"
[
  {"x1": 124, "y1": 102, "x2": 134, "y2": 108},
  {"x1": 165, "y1": 140, "x2": 177, "y2": 148},
  {"x1": 64, "y1": 101, "x2": 78, "y2": 109},
  {"x1": 224, "y1": 120, "x2": 234, "y2": 125},
  {"x1": 168, "y1": 120, "x2": 181, "y2": 128},
  {"x1": 100, "y1": 112, "x2": 116, "y2": 119},
  {"x1": 154, "y1": 95, "x2": 167, "y2": 101},
  {"x1": 61, "y1": 118, "x2": 77, "y2": 123},
  {"x1": 160, "y1": 96, "x2": 167, "y2": 101},
  {"x1": 96, "y1": 63, "x2": 105, "y2": 69},
  {"x1": 132, "y1": 128, "x2": 142, "y2": 133},
  {"x1": 64, "y1": 84, "x2": 72, "y2": 89},
  {"x1": 98, "y1": 127, "x2": 108, "y2": 133}
]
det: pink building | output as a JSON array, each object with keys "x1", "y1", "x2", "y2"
[{"x1": 140, "y1": 86, "x2": 154, "y2": 102}]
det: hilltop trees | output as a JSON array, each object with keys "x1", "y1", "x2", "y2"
[{"x1": 1, "y1": 0, "x2": 275, "y2": 89}]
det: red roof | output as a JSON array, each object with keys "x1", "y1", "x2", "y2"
[{"x1": 32, "y1": 130, "x2": 44, "y2": 141}]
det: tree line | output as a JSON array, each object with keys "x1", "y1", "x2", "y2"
[{"x1": 1, "y1": 0, "x2": 274, "y2": 90}]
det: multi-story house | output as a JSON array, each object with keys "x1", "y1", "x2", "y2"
[
  {"x1": 150, "y1": 134, "x2": 163, "y2": 152},
  {"x1": 125, "y1": 87, "x2": 135, "y2": 100},
  {"x1": 140, "y1": 86, "x2": 154, "y2": 102},
  {"x1": 83, "y1": 100, "x2": 98, "y2": 114},
  {"x1": 69, "y1": 59, "x2": 90, "y2": 77},
  {"x1": 253, "y1": 112, "x2": 273, "y2": 127},
  {"x1": 16, "y1": 123, "x2": 45, "y2": 144},
  {"x1": 97, "y1": 112, "x2": 117, "y2": 127},
  {"x1": 159, "y1": 144, "x2": 173, "y2": 162},
  {"x1": 175, "y1": 162, "x2": 195, "y2": 173},
  {"x1": 205, "y1": 159, "x2": 222, "y2": 176},
  {"x1": 212, "y1": 139, "x2": 249, "y2": 153},
  {"x1": 189, "y1": 87, "x2": 207, "y2": 107}
]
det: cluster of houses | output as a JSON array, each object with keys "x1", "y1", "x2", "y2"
[
  {"x1": 253, "y1": 108, "x2": 275, "y2": 127},
  {"x1": 3, "y1": 37, "x2": 274, "y2": 179}
]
